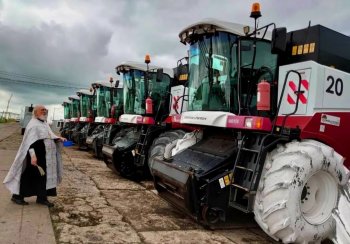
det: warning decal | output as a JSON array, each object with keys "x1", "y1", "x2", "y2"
[{"x1": 287, "y1": 79, "x2": 309, "y2": 105}]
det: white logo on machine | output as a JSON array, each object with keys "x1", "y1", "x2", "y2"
[
  {"x1": 183, "y1": 116, "x2": 207, "y2": 121},
  {"x1": 321, "y1": 114, "x2": 340, "y2": 126}
]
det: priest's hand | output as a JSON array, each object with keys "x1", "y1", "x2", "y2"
[
  {"x1": 57, "y1": 137, "x2": 67, "y2": 142},
  {"x1": 31, "y1": 156, "x2": 38, "y2": 166}
]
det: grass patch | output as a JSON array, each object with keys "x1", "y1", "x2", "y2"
[{"x1": 0, "y1": 118, "x2": 16, "y2": 123}]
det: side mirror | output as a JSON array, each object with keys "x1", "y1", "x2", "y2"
[
  {"x1": 156, "y1": 68, "x2": 163, "y2": 82},
  {"x1": 271, "y1": 27, "x2": 287, "y2": 54},
  {"x1": 115, "y1": 67, "x2": 120, "y2": 75},
  {"x1": 115, "y1": 80, "x2": 120, "y2": 88},
  {"x1": 29, "y1": 104, "x2": 34, "y2": 112}
]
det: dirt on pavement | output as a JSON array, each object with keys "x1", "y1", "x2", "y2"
[
  {"x1": 52, "y1": 147, "x2": 275, "y2": 243},
  {"x1": 0, "y1": 123, "x2": 276, "y2": 244}
]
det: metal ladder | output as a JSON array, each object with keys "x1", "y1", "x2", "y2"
[
  {"x1": 229, "y1": 133, "x2": 267, "y2": 212},
  {"x1": 134, "y1": 125, "x2": 151, "y2": 167}
]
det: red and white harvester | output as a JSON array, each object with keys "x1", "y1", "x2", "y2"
[{"x1": 149, "y1": 3, "x2": 350, "y2": 243}]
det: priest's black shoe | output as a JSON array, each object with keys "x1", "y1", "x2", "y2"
[
  {"x1": 11, "y1": 197, "x2": 29, "y2": 205},
  {"x1": 36, "y1": 199, "x2": 54, "y2": 207}
]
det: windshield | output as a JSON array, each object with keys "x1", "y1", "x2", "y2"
[
  {"x1": 188, "y1": 32, "x2": 237, "y2": 112},
  {"x1": 71, "y1": 99, "x2": 80, "y2": 118},
  {"x1": 80, "y1": 94, "x2": 91, "y2": 117},
  {"x1": 92, "y1": 93, "x2": 97, "y2": 118},
  {"x1": 63, "y1": 104, "x2": 71, "y2": 119},
  {"x1": 148, "y1": 71, "x2": 171, "y2": 116},
  {"x1": 96, "y1": 86, "x2": 108, "y2": 117},
  {"x1": 96, "y1": 86, "x2": 124, "y2": 118},
  {"x1": 188, "y1": 31, "x2": 278, "y2": 114},
  {"x1": 104, "y1": 88, "x2": 112, "y2": 118},
  {"x1": 123, "y1": 70, "x2": 145, "y2": 114},
  {"x1": 104, "y1": 87, "x2": 124, "y2": 118},
  {"x1": 123, "y1": 69, "x2": 170, "y2": 115},
  {"x1": 112, "y1": 88, "x2": 123, "y2": 118}
]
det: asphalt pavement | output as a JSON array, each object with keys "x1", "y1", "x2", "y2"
[{"x1": 0, "y1": 123, "x2": 56, "y2": 244}]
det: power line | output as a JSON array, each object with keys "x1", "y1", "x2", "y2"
[
  {"x1": 0, "y1": 76, "x2": 85, "y2": 90},
  {"x1": 0, "y1": 70, "x2": 80, "y2": 86}
]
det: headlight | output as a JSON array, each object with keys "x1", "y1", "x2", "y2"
[{"x1": 244, "y1": 118, "x2": 253, "y2": 128}]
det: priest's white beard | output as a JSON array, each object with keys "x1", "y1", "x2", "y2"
[{"x1": 39, "y1": 114, "x2": 48, "y2": 121}]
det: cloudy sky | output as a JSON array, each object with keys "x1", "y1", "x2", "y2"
[{"x1": 0, "y1": 0, "x2": 349, "y2": 120}]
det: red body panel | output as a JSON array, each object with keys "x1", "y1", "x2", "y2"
[
  {"x1": 275, "y1": 116, "x2": 312, "y2": 130},
  {"x1": 86, "y1": 117, "x2": 94, "y2": 123},
  {"x1": 277, "y1": 113, "x2": 350, "y2": 169},
  {"x1": 104, "y1": 118, "x2": 117, "y2": 124},
  {"x1": 226, "y1": 115, "x2": 272, "y2": 131},
  {"x1": 141, "y1": 116, "x2": 155, "y2": 125}
]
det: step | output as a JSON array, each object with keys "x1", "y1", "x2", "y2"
[
  {"x1": 241, "y1": 147, "x2": 260, "y2": 153},
  {"x1": 235, "y1": 165, "x2": 254, "y2": 172},
  {"x1": 231, "y1": 183, "x2": 250, "y2": 192},
  {"x1": 229, "y1": 201, "x2": 249, "y2": 213}
]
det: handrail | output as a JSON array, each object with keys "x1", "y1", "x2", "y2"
[{"x1": 271, "y1": 70, "x2": 302, "y2": 134}]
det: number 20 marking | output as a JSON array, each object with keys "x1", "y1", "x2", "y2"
[{"x1": 326, "y1": 75, "x2": 343, "y2": 96}]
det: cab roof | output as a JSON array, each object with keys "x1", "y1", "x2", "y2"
[
  {"x1": 116, "y1": 61, "x2": 174, "y2": 78},
  {"x1": 68, "y1": 95, "x2": 80, "y2": 100},
  {"x1": 76, "y1": 89, "x2": 93, "y2": 96},
  {"x1": 91, "y1": 80, "x2": 122, "y2": 89},
  {"x1": 179, "y1": 18, "x2": 271, "y2": 44},
  {"x1": 62, "y1": 100, "x2": 72, "y2": 105},
  {"x1": 92, "y1": 81, "x2": 114, "y2": 88}
]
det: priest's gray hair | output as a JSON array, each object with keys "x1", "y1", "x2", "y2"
[{"x1": 32, "y1": 105, "x2": 47, "y2": 118}]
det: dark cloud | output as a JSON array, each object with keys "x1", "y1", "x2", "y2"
[{"x1": 1, "y1": 0, "x2": 349, "y2": 115}]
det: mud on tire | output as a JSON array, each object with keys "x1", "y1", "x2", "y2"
[{"x1": 254, "y1": 140, "x2": 348, "y2": 243}]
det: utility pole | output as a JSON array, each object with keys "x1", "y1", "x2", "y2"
[{"x1": 5, "y1": 94, "x2": 13, "y2": 120}]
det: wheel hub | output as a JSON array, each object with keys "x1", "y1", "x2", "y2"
[
  {"x1": 202, "y1": 206, "x2": 220, "y2": 224},
  {"x1": 300, "y1": 171, "x2": 338, "y2": 225}
]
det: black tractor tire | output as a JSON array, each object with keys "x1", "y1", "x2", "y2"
[
  {"x1": 254, "y1": 140, "x2": 348, "y2": 243},
  {"x1": 148, "y1": 130, "x2": 186, "y2": 175}
]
